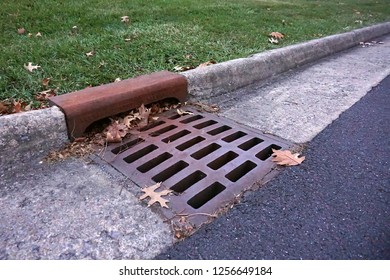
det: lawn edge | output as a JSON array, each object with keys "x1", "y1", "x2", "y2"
[{"x1": 1, "y1": 22, "x2": 389, "y2": 168}]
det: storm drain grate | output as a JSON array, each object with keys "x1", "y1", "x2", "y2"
[{"x1": 99, "y1": 107, "x2": 293, "y2": 226}]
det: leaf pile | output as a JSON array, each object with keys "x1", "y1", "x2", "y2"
[{"x1": 44, "y1": 100, "x2": 181, "y2": 161}]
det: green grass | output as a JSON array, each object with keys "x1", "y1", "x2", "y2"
[{"x1": 1, "y1": 0, "x2": 389, "y2": 102}]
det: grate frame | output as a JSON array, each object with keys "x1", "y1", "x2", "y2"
[{"x1": 99, "y1": 106, "x2": 294, "y2": 226}]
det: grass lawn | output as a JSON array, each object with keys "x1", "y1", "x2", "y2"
[{"x1": 1, "y1": 0, "x2": 389, "y2": 104}]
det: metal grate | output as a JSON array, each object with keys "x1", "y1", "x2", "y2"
[{"x1": 99, "y1": 107, "x2": 293, "y2": 226}]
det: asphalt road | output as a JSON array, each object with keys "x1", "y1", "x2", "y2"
[{"x1": 156, "y1": 75, "x2": 390, "y2": 260}]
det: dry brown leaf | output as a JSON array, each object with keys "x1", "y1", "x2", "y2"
[
  {"x1": 271, "y1": 149, "x2": 305, "y2": 166},
  {"x1": 197, "y1": 60, "x2": 216, "y2": 68},
  {"x1": 12, "y1": 101, "x2": 22, "y2": 113},
  {"x1": 269, "y1": 31, "x2": 284, "y2": 39},
  {"x1": 177, "y1": 108, "x2": 194, "y2": 116},
  {"x1": 138, "y1": 104, "x2": 150, "y2": 128},
  {"x1": 139, "y1": 182, "x2": 172, "y2": 208},
  {"x1": 121, "y1": 16, "x2": 130, "y2": 23},
  {"x1": 17, "y1": 28, "x2": 26, "y2": 35},
  {"x1": 105, "y1": 121, "x2": 128, "y2": 143},
  {"x1": 35, "y1": 89, "x2": 57, "y2": 101},
  {"x1": 24, "y1": 62, "x2": 41, "y2": 72},
  {"x1": 42, "y1": 78, "x2": 50, "y2": 87},
  {"x1": 0, "y1": 102, "x2": 9, "y2": 114}
]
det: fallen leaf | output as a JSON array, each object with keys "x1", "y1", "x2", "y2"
[
  {"x1": 173, "y1": 65, "x2": 193, "y2": 72},
  {"x1": 24, "y1": 62, "x2": 41, "y2": 72},
  {"x1": 268, "y1": 37, "x2": 279, "y2": 44},
  {"x1": 28, "y1": 33, "x2": 33, "y2": 38},
  {"x1": 177, "y1": 108, "x2": 194, "y2": 116},
  {"x1": 139, "y1": 182, "x2": 172, "y2": 208},
  {"x1": 85, "y1": 51, "x2": 95, "y2": 57},
  {"x1": 197, "y1": 60, "x2": 216, "y2": 68},
  {"x1": 35, "y1": 89, "x2": 56, "y2": 101},
  {"x1": 12, "y1": 101, "x2": 22, "y2": 113},
  {"x1": 105, "y1": 121, "x2": 128, "y2": 143},
  {"x1": 114, "y1": 78, "x2": 121, "y2": 82},
  {"x1": 138, "y1": 104, "x2": 150, "y2": 127},
  {"x1": 0, "y1": 102, "x2": 9, "y2": 114},
  {"x1": 17, "y1": 28, "x2": 26, "y2": 35},
  {"x1": 42, "y1": 77, "x2": 50, "y2": 87},
  {"x1": 35, "y1": 32, "x2": 42, "y2": 37},
  {"x1": 269, "y1": 31, "x2": 284, "y2": 39},
  {"x1": 121, "y1": 16, "x2": 130, "y2": 23},
  {"x1": 188, "y1": 102, "x2": 220, "y2": 113},
  {"x1": 271, "y1": 149, "x2": 305, "y2": 166}
]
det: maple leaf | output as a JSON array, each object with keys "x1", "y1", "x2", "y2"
[
  {"x1": 139, "y1": 182, "x2": 172, "y2": 208},
  {"x1": 269, "y1": 31, "x2": 284, "y2": 39},
  {"x1": 24, "y1": 62, "x2": 41, "y2": 72},
  {"x1": 271, "y1": 149, "x2": 305, "y2": 166},
  {"x1": 105, "y1": 121, "x2": 128, "y2": 143},
  {"x1": 121, "y1": 16, "x2": 130, "y2": 23}
]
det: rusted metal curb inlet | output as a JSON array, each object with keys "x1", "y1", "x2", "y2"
[
  {"x1": 49, "y1": 71, "x2": 187, "y2": 139},
  {"x1": 99, "y1": 106, "x2": 293, "y2": 228}
]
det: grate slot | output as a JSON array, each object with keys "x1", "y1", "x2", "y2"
[
  {"x1": 170, "y1": 171, "x2": 206, "y2": 193},
  {"x1": 187, "y1": 182, "x2": 226, "y2": 209},
  {"x1": 111, "y1": 138, "x2": 144, "y2": 154},
  {"x1": 123, "y1": 144, "x2": 158, "y2": 163},
  {"x1": 194, "y1": 120, "x2": 218, "y2": 129},
  {"x1": 152, "y1": 160, "x2": 189, "y2": 182},
  {"x1": 162, "y1": 130, "x2": 191, "y2": 143},
  {"x1": 207, "y1": 151, "x2": 238, "y2": 170},
  {"x1": 238, "y1": 137, "x2": 264, "y2": 151},
  {"x1": 207, "y1": 125, "x2": 232, "y2": 136},
  {"x1": 149, "y1": 125, "x2": 177, "y2": 137},
  {"x1": 180, "y1": 115, "x2": 204, "y2": 124},
  {"x1": 225, "y1": 160, "x2": 257, "y2": 182},
  {"x1": 191, "y1": 143, "x2": 221, "y2": 160},
  {"x1": 176, "y1": 136, "x2": 205, "y2": 151},
  {"x1": 256, "y1": 144, "x2": 282, "y2": 161},
  {"x1": 136, "y1": 152, "x2": 173, "y2": 173},
  {"x1": 222, "y1": 131, "x2": 247, "y2": 143},
  {"x1": 139, "y1": 120, "x2": 165, "y2": 132},
  {"x1": 168, "y1": 114, "x2": 181, "y2": 120}
]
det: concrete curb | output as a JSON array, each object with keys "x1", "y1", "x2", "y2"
[
  {"x1": 181, "y1": 22, "x2": 390, "y2": 99},
  {"x1": 0, "y1": 22, "x2": 389, "y2": 168},
  {"x1": 0, "y1": 106, "x2": 68, "y2": 170}
]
